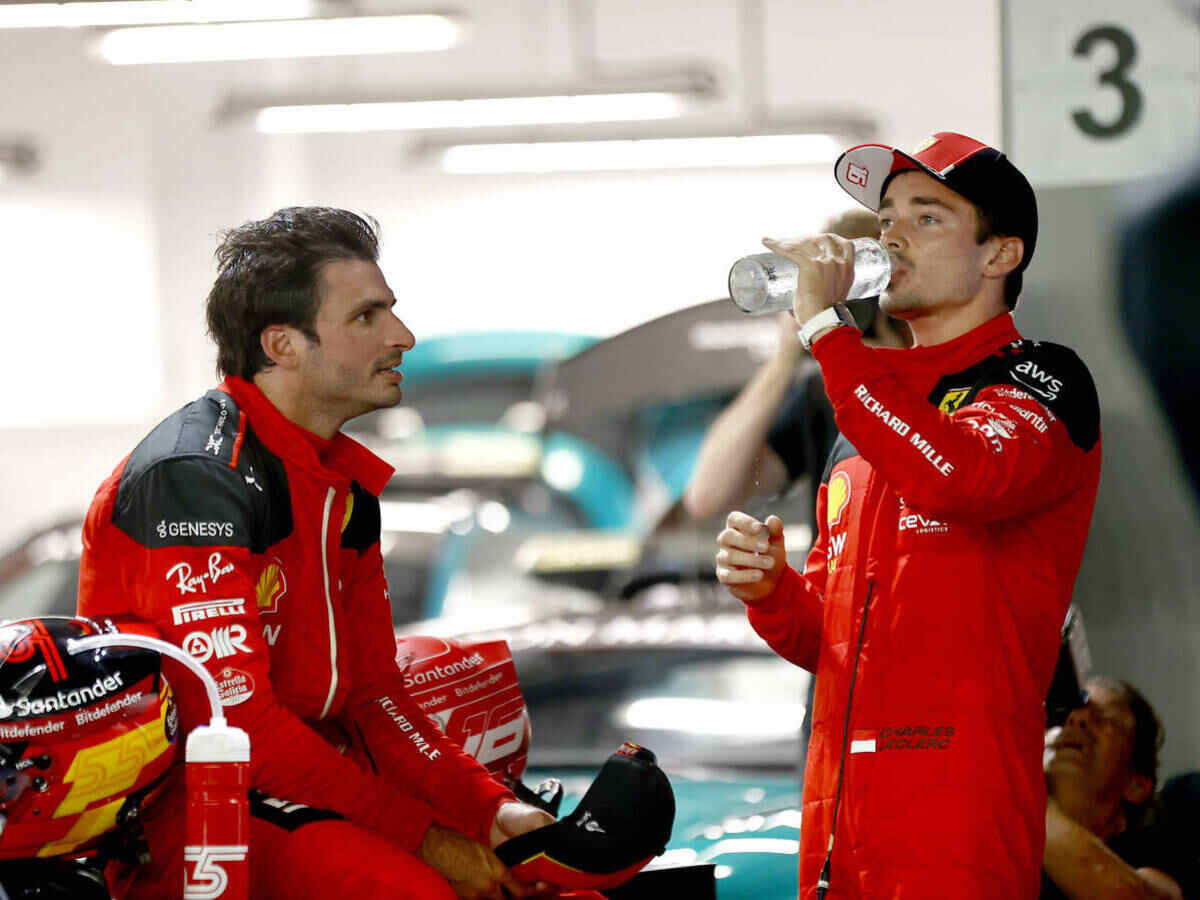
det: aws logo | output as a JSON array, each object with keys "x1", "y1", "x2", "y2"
[
  {"x1": 1011, "y1": 361, "x2": 1063, "y2": 401},
  {"x1": 341, "y1": 493, "x2": 355, "y2": 534},
  {"x1": 255, "y1": 558, "x2": 287, "y2": 616}
]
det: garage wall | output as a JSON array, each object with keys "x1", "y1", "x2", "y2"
[{"x1": 1016, "y1": 182, "x2": 1200, "y2": 778}]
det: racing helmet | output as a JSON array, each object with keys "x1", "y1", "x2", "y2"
[
  {"x1": 0, "y1": 617, "x2": 179, "y2": 860},
  {"x1": 395, "y1": 635, "x2": 531, "y2": 781}
]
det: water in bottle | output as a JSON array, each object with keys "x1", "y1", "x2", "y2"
[{"x1": 728, "y1": 237, "x2": 891, "y2": 315}]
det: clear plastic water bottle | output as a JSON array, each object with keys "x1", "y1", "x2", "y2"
[{"x1": 728, "y1": 237, "x2": 891, "y2": 315}]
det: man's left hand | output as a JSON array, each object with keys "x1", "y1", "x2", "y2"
[
  {"x1": 488, "y1": 801, "x2": 558, "y2": 897},
  {"x1": 417, "y1": 824, "x2": 518, "y2": 899},
  {"x1": 763, "y1": 233, "x2": 856, "y2": 324},
  {"x1": 489, "y1": 801, "x2": 556, "y2": 849}
]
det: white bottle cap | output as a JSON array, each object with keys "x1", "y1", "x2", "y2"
[{"x1": 186, "y1": 720, "x2": 251, "y2": 763}]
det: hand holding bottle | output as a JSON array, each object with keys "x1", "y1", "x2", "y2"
[
  {"x1": 729, "y1": 235, "x2": 890, "y2": 316},
  {"x1": 766, "y1": 234, "x2": 866, "y2": 325}
]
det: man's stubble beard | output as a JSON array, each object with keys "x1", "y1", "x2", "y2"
[
  {"x1": 304, "y1": 361, "x2": 389, "y2": 425},
  {"x1": 879, "y1": 289, "x2": 925, "y2": 319}
]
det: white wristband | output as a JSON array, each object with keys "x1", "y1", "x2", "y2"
[{"x1": 797, "y1": 305, "x2": 856, "y2": 352}]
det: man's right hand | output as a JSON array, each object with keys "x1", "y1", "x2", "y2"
[
  {"x1": 418, "y1": 824, "x2": 533, "y2": 899},
  {"x1": 762, "y1": 233, "x2": 856, "y2": 325},
  {"x1": 715, "y1": 512, "x2": 787, "y2": 604}
]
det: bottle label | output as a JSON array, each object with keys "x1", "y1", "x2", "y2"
[{"x1": 183, "y1": 844, "x2": 249, "y2": 900}]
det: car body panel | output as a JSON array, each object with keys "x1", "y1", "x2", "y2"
[
  {"x1": 521, "y1": 768, "x2": 801, "y2": 900},
  {"x1": 399, "y1": 331, "x2": 597, "y2": 387},
  {"x1": 401, "y1": 609, "x2": 811, "y2": 900}
]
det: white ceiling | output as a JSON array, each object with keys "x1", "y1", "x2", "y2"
[
  {"x1": 1, "y1": 0, "x2": 1004, "y2": 165},
  {"x1": 0, "y1": 0, "x2": 1003, "y2": 426}
]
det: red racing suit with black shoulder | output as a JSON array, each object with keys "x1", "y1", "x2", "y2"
[
  {"x1": 745, "y1": 313, "x2": 1101, "y2": 898},
  {"x1": 77, "y1": 376, "x2": 513, "y2": 873}
]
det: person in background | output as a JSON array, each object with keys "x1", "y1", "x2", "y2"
[
  {"x1": 715, "y1": 132, "x2": 1102, "y2": 898},
  {"x1": 1042, "y1": 677, "x2": 1184, "y2": 899},
  {"x1": 682, "y1": 210, "x2": 909, "y2": 526},
  {"x1": 77, "y1": 207, "x2": 552, "y2": 900}
]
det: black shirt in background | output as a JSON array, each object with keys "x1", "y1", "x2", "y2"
[
  {"x1": 1039, "y1": 824, "x2": 1192, "y2": 899},
  {"x1": 763, "y1": 367, "x2": 838, "y2": 543},
  {"x1": 765, "y1": 366, "x2": 837, "y2": 485}
]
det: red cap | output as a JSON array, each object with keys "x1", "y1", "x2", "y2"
[{"x1": 834, "y1": 132, "x2": 1038, "y2": 301}]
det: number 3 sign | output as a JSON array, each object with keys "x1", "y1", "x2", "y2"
[{"x1": 1003, "y1": 0, "x2": 1200, "y2": 185}]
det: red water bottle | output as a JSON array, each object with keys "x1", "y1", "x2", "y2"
[{"x1": 184, "y1": 720, "x2": 250, "y2": 900}]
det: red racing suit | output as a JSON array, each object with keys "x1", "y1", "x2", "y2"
[
  {"x1": 745, "y1": 314, "x2": 1101, "y2": 898},
  {"x1": 78, "y1": 376, "x2": 513, "y2": 895}
]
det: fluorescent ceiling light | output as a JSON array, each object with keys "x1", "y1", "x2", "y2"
[
  {"x1": 255, "y1": 92, "x2": 684, "y2": 134},
  {"x1": 0, "y1": 1, "x2": 311, "y2": 28},
  {"x1": 97, "y1": 14, "x2": 458, "y2": 65},
  {"x1": 440, "y1": 133, "x2": 843, "y2": 173}
]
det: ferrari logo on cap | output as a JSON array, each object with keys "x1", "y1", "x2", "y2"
[{"x1": 912, "y1": 135, "x2": 938, "y2": 154}]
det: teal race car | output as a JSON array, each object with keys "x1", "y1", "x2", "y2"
[
  {"x1": 521, "y1": 766, "x2": 802, "y2": 900},
  {"x1": 404, "y1": 602, "x2": 811, "y2": 900}
]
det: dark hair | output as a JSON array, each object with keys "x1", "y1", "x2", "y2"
[
  {"x1": 823, "y1": 208, "x2": 881, "y2": 243},
  {"x1": 205, "y1": 207, "x2": 380, "y2": 379},
  {"x1": 1091, "y1": 677, "x2": 1165, "y2": 824},
  {"x1": 972, "y1": 203, "x2": 1023, "y2": 310},
  {"x1": 1119, "y1": 680, "x2": 1164, "y2": 786}
]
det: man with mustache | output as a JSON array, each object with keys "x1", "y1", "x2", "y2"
[
  {"x1": 1042, "y1": 678, "x2": 1183, "y2": 899},
  {"x1": 715, "y1": 134, "x2": 1102, "y2": 897},
  {"x1": 78, "y1": 208, "x2": 552, "y2": 899}
]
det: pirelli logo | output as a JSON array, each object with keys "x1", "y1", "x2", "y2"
[{"x1": 172, "y1": 599, "x2": 246, "y2": 626}]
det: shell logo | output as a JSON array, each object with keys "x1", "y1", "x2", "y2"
[
  {"x1": 827, "y1": 471, "x2": 852, "y2": 528},
  {"x1": 255, "y1": 558, "x2": 287, "y2": 616}
]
